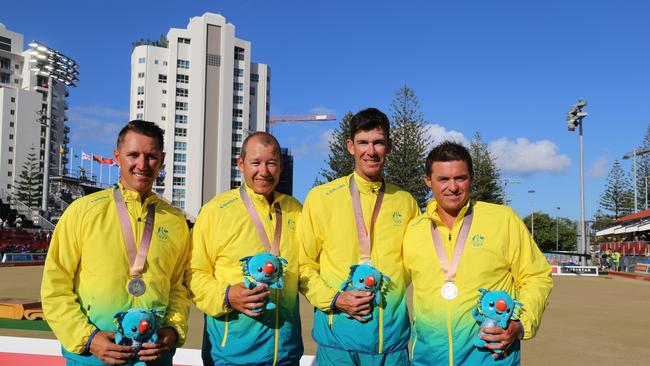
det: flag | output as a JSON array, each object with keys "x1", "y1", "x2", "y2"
[
  {"x1": 93, "y1": 154, "x2": 102, "y2": 163},
  {"x1": 81, "y1": 152, "x2": 91, "y2": 161},
  {"x1": 101, "y1": 158, "x2": 114, "y2": 165}
]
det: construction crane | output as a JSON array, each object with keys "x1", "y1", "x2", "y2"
[{"x1": 268, "y1": 113, "x2": 336, "y2": 132}]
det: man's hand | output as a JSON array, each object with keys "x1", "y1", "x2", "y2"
[
  {"x1": 228, "y1": 282, "x2": 270, "y2": 317},
  {"x1": 138, "y1": 327, "x2": 178, "y2": 362},
  {"x1": 480, "y1": 320, "x2": 522, "y2": 357},
  {"x1": 89, "y1": 331, "x2": 133, "y2": 365},
  {"x1": 335, "y1": 290, "x2": 374, "y2": 322}
]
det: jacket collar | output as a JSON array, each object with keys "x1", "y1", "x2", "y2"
[
  {"x1": 351, "y1": 171, "x2": 384, "y2": 195},
  {"x1": 117, "y1": 181, "x2": 158, "y2": 206},
  {"x1": 426, "y1": 198, "x2": 472, "y2": 228},
  {"x1": 241, "y1": 183, "x2": 281, "y2": 207}
]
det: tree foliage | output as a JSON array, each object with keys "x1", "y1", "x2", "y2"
[
  {"x1": 598, "y1": 160, "x2": 634, "y2": 219},
  {"x1": 384, "y1": 85, "x2": 430, "y2": 208},
  {"x1": 131, "y1": 35, "x2": 169, "y2": 49},
  {"x1": 468, "y1": 132, "x2": 504, "y2": 204},
  {"x1": 522, "y1": 212, "x2": 577, "y2": 251},
  {"x1": 15, "y1": 147, "x2": 43, "y2": 207},
  {"x1": 319, "y1": 111, "x2": 355, "y2": 183},
  {"x1": 634, "y1": 123, "x2": 650, "y2": 210}
]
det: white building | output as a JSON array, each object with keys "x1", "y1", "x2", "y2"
[
  {"x1": 129, "y1": 13, "x2": 270, "y2": 216},
  {"x1": 0, "y1": 23, "x2": 69, "y2": 199}
]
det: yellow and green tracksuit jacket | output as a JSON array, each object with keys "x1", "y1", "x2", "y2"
[
  {"x1": 403, "y1": 200, "x2": 553, "y2": 366},
  {"x1": 41, "y1": 184, "x2": 191, "y2": 364},
  {"x1": 186, "y1": 185, "x2": 303, "y2": 366},
  {"x1": 299, "y1": 172, "x2": 420, "y2": 355}
]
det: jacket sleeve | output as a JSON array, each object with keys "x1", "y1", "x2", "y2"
[
  {"x1": 163, "y1": 219, "x2": 191, "y2": 347},
  {"x1": 508, "y1": 210, "x2": 553, "y2": 340},
  {"x1": 298, "y1": 192, "x2": 338, "y2": 311},
  {"x1": 40, "y1": 202, "x2": 97, "y2": 354},
  {"x1": 185, "y1": 207, "x2": 231, "y2": 318}
]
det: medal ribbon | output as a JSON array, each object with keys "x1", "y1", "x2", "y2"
[
  {"x1": 430, "y1": 205, "x2": 473, "y2": 282},
  {"x1": 349, "y1": 175, "x2": 385, "y2": 262},
  {"x1": 113, "y1": 187, "x2": 156, "y2": 277},
  {"x1": 239, "y1": 184, "x2": 282, "y2": 256}
]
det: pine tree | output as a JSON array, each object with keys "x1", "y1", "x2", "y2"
[
  {"x1": 319, "y1": 111, "x2": 355, "y2": 183},
  {"x1": 598, "y1": 160, "x2": 634, "y2": 219},
  {"x1": 468, "y1": 132, "x2": 504, "y2": 204},
  {"x1": 14, "y1": 147, "x2": 43, "y2": 207},
  {"x1": 634, "y1": 123, "x2": 650, "y2": 210},
  {"x1": 384, "y1": 85, "x2": 430, "y2": 208}
]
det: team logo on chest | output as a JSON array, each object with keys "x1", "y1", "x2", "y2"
[
  {"x1": 392, "y1": 211, "x2": 403, "y2": 224},
  {"x1": 156, "y1": 227, "x2": 169, "y2": 241},
  {"x1": 471, "y1": 233, "x2": 485, "y2": 248}
]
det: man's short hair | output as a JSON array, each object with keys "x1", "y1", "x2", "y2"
[
  {"x1": 349, "y1": 108, "x2": 390, "y2": 140},
  {"x1": 425, "y1": 141, "x2": 474, "y2": 176},
  {"x1": 116, "y1": 120, "x2": 164, "y2": 151},
  {"x1": 241, "y1": 131, "x2": 281, "y2": 160}
]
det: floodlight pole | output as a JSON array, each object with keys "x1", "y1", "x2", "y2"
[
  {"x1": 41, "y1": 75, "x2": 53, "y2": 212},
  {"x1": 556, "y1": 206, "x2": 560, "y2": 251},
  {"x1": 579, "y1": 121, "x2": 586, "y2": 264}
]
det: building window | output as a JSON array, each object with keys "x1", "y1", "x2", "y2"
[
  {"x1": 234, "y1": 68, "x2": 244, "y2": 77},
  {"x1": 233, "y1": 82, "x2": 243, "y2": 91},
  {"x1": 175, "y1": 115, "x2": 188, "y2": 124},
  {"x1": 174, "y1": 153, "x2": 187, "y2": 163},
  {"x1": 233, "y1": 109, "x2": 243, "y2": 118},
  {"x1": 10, "y1": 109, "x2": 15, "y2": 115},
  {"x1": 137, "y1": 113, "x2": 143, "y2": 119},
  {"x1": 163, "y1": 61, "x2": 168, "y2": 66},
  {"x1": 158, "y1": 74, "x2": 167, "y2": 83},
  {"x1": 138, "y1": 72, "x2": 145, "y2": 78},
  {"x1": 250, "y1": 87, "x2": 256, "y2": 96},
  {"x1": 137, "y1": 100, "x2": 144, "y2": 109},
  {"x1": 9, "y1": 134, "x2": 13, "y2": 140},
  {"x1": 232, "y1": 120, "x2": 242, "y2": 130},
  {"x1": 176, "y1": 88, "x2": 188, "y2": 97},
  {"x1": 9, "y1": 122, "x2": 13, "y2": 128},
  {"x1": 8, "y1": 159, "x2": 13, "y2": 165},
  {"x1": 177, "y1": 60, "x2": 190, "y2": 69},
  {"x1": 173, "y1": 165, "x2": 186, "y2": 174},
  {"x1": 175, "y1": 102, "x2": 188, "y2": 111},
  {"x1": 234, "y1": 46, "x2": 245, "y2": 61},
  {"x1": 174, "y1": 141, "x2": 187, "y2": 150},
  {"x1": 8, "y1": 146, "x2": 13, "y2": 152},
  {"x1": 155, "y1": 59, "x2": 159, "y2": 65},
  {"x1": 137, "y1": 86, "x2": 144, "y2": 95},
  {"x1": 232, "y1": 133, "x2": 242, "y2": 143},
  {"x1": 162, "y1": 103, "x2": 166, "y2": 108},
  {"x1": 162, "y1": 89, "x2": 167, "y2": 94},
  {"x1": 173, "y1": 188, "x2": 186, "y2": 199},
  {"x1": 138, "y1": 57, "x2": 146, "y2": 64},
  {"x1": 178, "y1": 37, "x2": 191, "y2": 44},
  {"x1": 10, "y1": 97, "x2": 15, "y2": 103},
  {"x1": 161, "y1": 116, "x2": 166, "y2": 121},
  {"x1": 175, "y1": 128, "x2": 187, "y2": 137},
  {"x1": 7, "y1": 171, "x2": 12, "y2": 177},
  {"x1": 176, "y1": 74, "x2": 189, "y2": 83},
  {"x1": 251, "y1": 73, "x2": 259, "y2": 82},
  {"x1": 173, "y1": 176, "x2": 186, "y2": 186},
  {"x1": 233, "y1": 95, "x2": 243, "y2": 104},
  {"x1": 231, "y1": 147, "x2": 241, "y2": 155}
]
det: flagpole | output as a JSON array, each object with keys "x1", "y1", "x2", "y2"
[
  {"x1": 90, "y1": 158, "x2": 94, "y2": 183},
  {"x1": 69, "y1": 147, "x2": 73, "y2": 176},
  {"x1": 109, "y1": 165, "x2": 112, "y2": 185},
  {"x1": 99, "y1": 163, "x2": 103, "y2": 186}
]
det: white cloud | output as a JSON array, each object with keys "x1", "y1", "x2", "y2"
[
  {"x1": 489, "y1": 137, "x2": 571, "y2": 175},
  {"x1": 291, "y1": 129, "x2": 333, "y2": 160},
  {"x1": 424, "y1": 123, "x2": 468, "y2": 146},
  {"x1": 587, "y1": 156, "x2": 609, "y2": 177},
  {"x1": 66, "y1": 106, "x2": 127, "y2": 148}
]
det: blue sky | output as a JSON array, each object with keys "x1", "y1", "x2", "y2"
[{"x1": 4, "y1": 0, "x2": 650, "y2": 221}]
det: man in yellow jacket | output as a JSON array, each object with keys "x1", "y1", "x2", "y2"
[
  {"x1": 299, "y1": 108, "x2": 420, "y2": 365},
  {"x1": 404, "y1": 141, "x2": 553, "y2": 366},
  {"x1": 186, "y1": 132, "x2": 303, "y2": 365},
  {"x1": 41, "y1": 120, "x2": 191, "y2": 365}
]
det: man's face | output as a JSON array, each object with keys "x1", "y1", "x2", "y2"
[
  {"x1": 113, "y1": 131, "x2": 165, "y2": 196},
  {"x1": 347, "y1": 127, "x2": 390, "y2": 181},
  {"x1": 237, "y1": 138, "x2": 281, "y2": 200},
  {"x1": 424, "y1": 160, "x2": 473, "y2": 216}
]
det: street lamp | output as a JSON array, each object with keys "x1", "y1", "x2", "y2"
[
  {"x1": 567, "y1": 99, "x2": 588, "y2": 264},
  {"x1": 27, "y1": 41, "x2": 79, "y2": 214},
  {"x1": 622, "y1": 147, "x2": 650, "y2": 212},
  {"x1": 555, "y1": 207, "x2": 561, "y2": 251},
  {"x1": 528, "y1": 189, "x2": 536, "y2": 241}
]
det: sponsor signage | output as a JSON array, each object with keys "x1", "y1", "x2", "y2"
[
  {"x1": 634, "y1": 263, "x2": 650, "y2": 274},
  {"x1": 551, "y1": 265, "x2": 599, "y2": 276},
  {"x1": 1, "y1": 253, "x2": 46, "y2": 263}
]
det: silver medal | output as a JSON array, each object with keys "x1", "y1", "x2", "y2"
[
  {"x1": 441, "y1": 282, "x2": 458, "y2": 300},
  {"x1": 127, "y1": 277, "x2": 146, "y2": 297}
]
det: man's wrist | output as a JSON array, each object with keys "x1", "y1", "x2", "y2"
[
  {"x1": 85, "y1": 328, "x2": 100, "y2": 353},
  {"x1": 515, "y1": 320, "x2": 524, "y2": 340},
  {"x1": 224, "y1": 285, "x2": 232, "y2": 308},
  {"x1": 330, "y1": 291, "x2": 341, "y2": 311}
]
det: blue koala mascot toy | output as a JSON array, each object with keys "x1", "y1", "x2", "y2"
[
  {"x1": 113, "y1": 308, "x2": 162, "y2": 366},
  {"x1": 339, "y1": 263, "x2": 390, "y2": 320},
  {"x1": 240, "y1": 252, "x2": 288, "y2": 312},
  {"x1": 472, "y1": 288, "x2": 523, "y2": 354}
]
